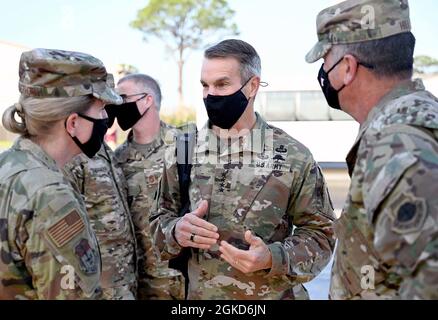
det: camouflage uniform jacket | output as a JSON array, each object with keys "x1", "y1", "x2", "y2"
[
  {"x1": 151, "y1": 113, "x2": 336, "y2": 300},
  {"x1": 115, "y1": 121, "x2": 184, "y2": 300},
  {"x1": 63, "y1": 142, "x2": 137, "y2": 300},
  {"x1": 330, "y1": 79, "x2": 438, "y2": 300},
  {"x1": 0, "y1": 138, "x2": 101, "y2": 299}
]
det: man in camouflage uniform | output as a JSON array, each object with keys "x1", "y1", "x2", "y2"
[
  {"x1": 63, "y1": 142, "x2": 137, "y2": 299},
  {"x1": 114, "y1": 74, "x2": 184, "y2": 300},
  {"x1": 306, "y1": 0, "x2": 438, "y2": 299},
  {"x1": 0, "y1": 49, "x2": 123, "y2": 299},
  {"x1": 151, "y1": 39, "x2": 335, "y2": 300}
]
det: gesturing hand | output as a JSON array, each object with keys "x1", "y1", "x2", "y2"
[
  {"x1": 219, "y1": 230, "x2": 272, "y2": 273},
  {"x1": 174, "y1": 200, "x2": 219, "y2": 249}
]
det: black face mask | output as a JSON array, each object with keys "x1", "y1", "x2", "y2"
[
  {"x1": 105, "y1": 94, "x2": 150, "y2": 131},
  {"x1": 68, "y1": 113, "x2": 108, "y2": 158},
  {"x1": 318, "y1": 57, "x2": 346, "y2": 110},
  {"x1": 105, "y1": 104, "x2": 118, "y2": 128},
  {"x1": 203, "y1": 78, "x2": 252, "y2": 129},
  {"x1": 318, "y1": 57, "x2": 374, "y2": 110}
]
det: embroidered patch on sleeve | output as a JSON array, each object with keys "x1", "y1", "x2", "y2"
[
  {"x1": 75, "y1": 238, "x2": 98, "y2": 275},
  {"x1": 390, "y1": 193, "x2": 427, "y2": 234},
  {"x1": 47, "y1": 210, "x2": 85, "y2": 248}
]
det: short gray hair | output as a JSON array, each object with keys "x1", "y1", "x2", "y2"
[
  {"x1": 204, "y1": 39, "x2": 261, "y2": 84},
  {"x1": 331, "y1": 32, "x2": 416, "y2": 80},
  {"x1": 118, "y1": 73, "x2": 162, "y2": 110}
]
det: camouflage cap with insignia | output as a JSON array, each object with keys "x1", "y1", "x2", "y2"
[
  {"x1": 18, "y1": 48, "x2": 123, "y2": 105},
  {"x1": 305, "y1": 0, "x2": 411, "y2": 63}
]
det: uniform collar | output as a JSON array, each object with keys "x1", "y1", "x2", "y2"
[
  {"x1": 197, "y1": 112, "x2": 267, "y2": 156},
  {"x1": 127, "y1": 121, "x2": 170, "y2": 157},
  {"x1": 95, "y1": 142, "x2": 111, "y2": 161},
  {"x1": 13, "y1": 137, "x2": 58, "y2": 171}
]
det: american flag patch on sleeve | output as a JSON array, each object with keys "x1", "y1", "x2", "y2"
[{"x1": 47, "y1": 210, "x2": 85, "y2": 248}]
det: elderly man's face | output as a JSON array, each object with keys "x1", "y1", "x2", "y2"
[{"x1": 200, "y1": 57, "x2": 244, "y2": 98}]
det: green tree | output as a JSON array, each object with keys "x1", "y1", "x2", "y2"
[
  {"x1": 161, "y1": 106, "x2": 196, "y2": 127},
  {"x1": 414, "y1": 55, "x2": 438, "y2": 74},
  {"x1": 116, "y1": 63, "x2": 139, "y2": 78},
  {"x1": 131, "y1": 0, "x2": 239, "y2": 107}
]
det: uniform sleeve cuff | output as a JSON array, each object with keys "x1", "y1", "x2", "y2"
[
  {"x1": 267, "y1": 242, "x2": 289, "y2": 276},
  {"x1": 166, "y1": 218, "x2": 183, "y2": 255}
]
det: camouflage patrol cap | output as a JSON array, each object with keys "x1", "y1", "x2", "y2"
[
  {"x1": 18, "y1": 48, "x2": 123, "y2": 104},
  {"x1": 305, "y1": 0, "x2": 411, "y2": 63}
]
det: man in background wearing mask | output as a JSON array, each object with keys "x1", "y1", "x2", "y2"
[
  {"x1": 151, "y1": 39, "x2": 335, "y2": 300},
  {"x1": 306, "y1": 0, "x2": 438, "y2": 299},
  {"x1": 62, "y1": 91, "x2": 138, "y2": 299},
  {"x1": 113, "y1": 74, "x2": 185, "y2": 300}
]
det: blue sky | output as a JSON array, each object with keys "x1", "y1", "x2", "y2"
[{"x1": 1, "y1": 0, "x2": 437, "y2": 111}]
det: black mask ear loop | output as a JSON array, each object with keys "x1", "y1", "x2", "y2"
[
  {"x1": 240, "y1": 77, "x2": 253, "y2": 90},
  {"x1": 326, "y1": 57, "x2": 346, "y2": 93},
  {"x1": 64, "y1": 113, "x2": 109, "y2": 158},
  {"x1": 239, "y1": 77, "x2": 254, "y2": 102},
  {"x1": 64, "y1": 114, "x2": 84, "y2": 153},
  {"x1": 132, "y1": 94, "x2": 154, "y2": 129},
  {"x1": 131, "y1": 93, "x2": 152, "y2": 121},
  {"x1": 140, "y1": 94, "x2": 153, "y2": 117},
  {"x1": 326, "y1": 57, "x2": 374, "y2": 93}
]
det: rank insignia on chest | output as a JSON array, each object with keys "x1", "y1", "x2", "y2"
[
  {"x1": 273, "y1": 154, "x2": 286, "y2": 163},
  {"x1": 275, "y1": 145, "x2": 288, "y2": 154}
]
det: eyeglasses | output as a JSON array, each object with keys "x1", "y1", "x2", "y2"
[{"x1": 119, "y1": 92, "x2": 149, "y2": 103}]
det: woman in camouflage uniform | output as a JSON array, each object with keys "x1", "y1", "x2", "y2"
[{"x1": 0, "y1": 48, "x2": 122, "y2": 299}]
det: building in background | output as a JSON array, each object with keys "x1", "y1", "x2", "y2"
[
  {"x1": 196, "y1": 77, "x2": 438, "y2": 166},
  {"x1": 254, "y1": 90, "x2": 359, "y2": 166}
]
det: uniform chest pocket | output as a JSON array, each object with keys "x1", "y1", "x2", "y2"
[
  {"x1": 241, "y1": 172, "x2": 292, "y2": 242},
  {"x1": 127, "y1": 169, "x2": 161, "y2": 217},
  {"x1": 127, "y1": 167, "x2": 160, "y2": 195},
  {"x1": 126, "y1": 170, "x2": 145, "y2": 199}
]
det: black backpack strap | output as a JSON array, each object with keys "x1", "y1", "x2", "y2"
[
  {"x1": 168, "y1": 123, "x2": 197, "y2": 299},
  {"x1": 176, "y1": 127, "x2": 196, "y2": 216}
]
